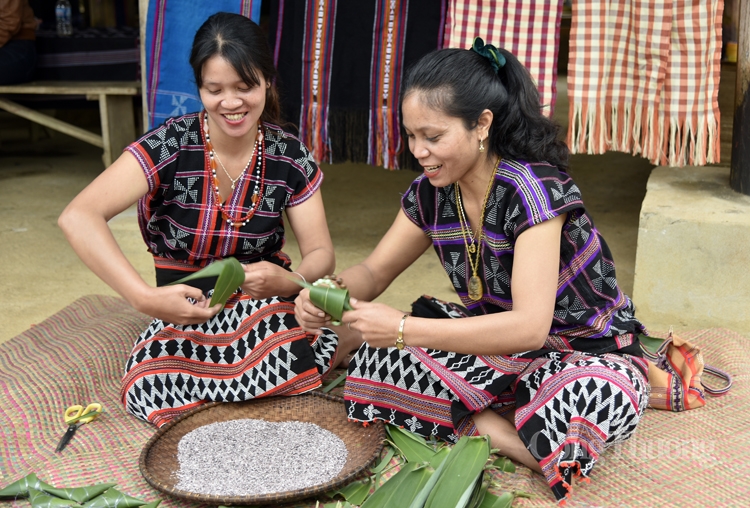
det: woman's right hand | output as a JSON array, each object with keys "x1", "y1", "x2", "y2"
[
  {"x1": 134, "y1": 284, "x2": 223, "y2": 325},
  {"x1": 294, "y1": 288, "x2": 331, "y2": 334}
]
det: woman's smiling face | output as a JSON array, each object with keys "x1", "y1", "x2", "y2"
[
  {"x1": 402, "y1": 90, "x2": 489, "y2": 188},
  {"x1": 199, "y1": 55, "x2": 267, "y2": 142}
]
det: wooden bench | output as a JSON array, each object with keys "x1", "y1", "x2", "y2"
[{"x1": 0, "y1": 81, "x2": 140, "y2": 167}]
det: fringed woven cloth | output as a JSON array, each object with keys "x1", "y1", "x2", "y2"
[
  {"x1": 144, "y1": 0, "x2": 261, "y2": 130},
  {"x1": 567, "y1": 0, "x2": 724, "y2": 167},
  {"x1": 442, "y1": 0, "x2": 563, "y2": 117},
  {"x1": 270, "y1": 0, "x2": 445, "y2": 169}
]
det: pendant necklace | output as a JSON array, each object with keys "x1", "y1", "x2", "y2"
[
  {"x1": 454, "y1": 157, "x2": 501, "y2": 301},
  {"x1": 214, "y1": 148, "x2": 252, "y2": 191},
  {"x1": 203, "y1": 112, "x2": 265, "y2": 227}
]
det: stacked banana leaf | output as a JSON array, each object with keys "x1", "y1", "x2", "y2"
[
  {"x1": 0, "y1": 474, "x2": 160, "y2": 508},
  {"x1": 324, "y1": 425, "x2": 529, "y2": 508}
]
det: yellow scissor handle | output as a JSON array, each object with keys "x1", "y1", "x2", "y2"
[{"x1": 64, "y1": 403, "x2": 103, "y2": 426}]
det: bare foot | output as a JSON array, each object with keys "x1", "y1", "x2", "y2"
[{"x1": 472, "y1": 409, "x2": 542, "y2": 474}]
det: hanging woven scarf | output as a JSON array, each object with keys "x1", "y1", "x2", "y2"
[
  {"x1": 368, "y1": 0, "x2": 409, "y2": 169},
  {"x1": 298, "y1": 0, "x2": 338, "y2": 164},
  {"x1": 442, "y1": 0, "x2": 563, "y2": 117},
  {"x1": 566, "y1": 0, "x2": 723, "y2": 166},
  {"x1": 144, "y1": 0, "x2": 262, "y2": 130},
  {"x1": 270, "y1": 0, "x2": 445, "y2": 169}
]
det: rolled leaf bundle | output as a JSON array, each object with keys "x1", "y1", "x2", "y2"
[
  {"x1": 27, "y1": 488, "x2": 79, "y2": 508},
  {"x1": 82, "y1": 488, "x2": 146, "y2": 508},
  {"x1": 44, "y1": 484, "x2": 117, "y2": 504},
  {"x1": 0, "y1": 474, "x2": 56, "y2": 498},
  {"x1": 288, "y1": 276, "x2": 353, "y2": 324}
]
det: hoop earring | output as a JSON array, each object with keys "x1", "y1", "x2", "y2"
[{"x1": 479, "y1": 138, "x2": 485, "y2": 153}]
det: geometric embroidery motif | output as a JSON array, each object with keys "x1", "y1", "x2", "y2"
[{"x1": 122, "y1": 296, "x2": 334, "y2": 426}]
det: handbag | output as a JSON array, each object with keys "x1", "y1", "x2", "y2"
[{"x1": 641, "y1": 327, "x2": 732, "y2": 411}]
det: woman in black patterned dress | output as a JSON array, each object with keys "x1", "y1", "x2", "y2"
[
  {"x1": 295, "y1": 40, "x2": 650, "y2": 503},
  {"x1": 59, "y1": 13, "x2": 356, "y2": 427}
]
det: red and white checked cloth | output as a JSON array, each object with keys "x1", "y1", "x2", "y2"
[
  {"x1": 443, "y1": 0, "x2": 563, "y2": 118},
  {"x1": 567, "y1": 0, "x2": 723, "y2": 167}
]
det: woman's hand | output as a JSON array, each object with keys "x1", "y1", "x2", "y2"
[
  {"x1": 135, "y1": 285, "x2": 223, "y2": 325},
  {"x1": 241, "y1": 261, "x2": 295, "y2": 299},
  {"x1": 294, "y1": 288, "x2": 332, "y2": 334},
  {"x1": 342, "y1": 298, "x2": 406, "y2": 349}
]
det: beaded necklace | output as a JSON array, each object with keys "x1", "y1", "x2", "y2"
[
  {"x1": 454, "y1": 157, "x2": 501, "y2": 301},
  {"x1": 215, "y1": 149, "x2": 251, "y2": 191},
  {"x1": 202, "y1": 112, "x2": 265, "y2": 228}
]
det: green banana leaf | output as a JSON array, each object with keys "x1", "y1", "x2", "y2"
[
  {"x1": 369, "y1": 446, "x2": 397, "y2": 493},
  {"x1": 169, "y1": 257, "x2": 245, "y2": 307},
  {"x1": 82, "y1": 488, "x2": 146, "y2": 508},
  {"x1": 44, "y1": 483, "x2": 116, "y2": 503},
  {"x1": 639, "y1": 333, "x2": 665, "y2": 354},
  {"x1": 328, "y1": 478, "x2": 372, "y2": 506},
  {"x1": 386, "y1": 424, "x2": 437, "y2": 446},
  {"x1": 321, "y1": 371, "x2": 347, "y2": 393},
  {"x1": 429, "y1": 446, "x2": 451, "y2": 469},
  {"x1": 424, "y1": 436, "x2": 491, "y2": 508},
  {"x1": 371, "y1": 446, "x2": 396, "y2": 474},
  {"x1": 466, "y1": 477, "x2": 490, "y2": 508},
  {"x1": 407, "y1": 443, "x2": 451, "y2": 508},
  {"x1": 386, "y1": 426, "x2": 438, "y2": 464},
  {"x1": 455, "y1": 473, "x2": 485, "y2": 508},
  {"x1": 0, "y1": 474, "x2": 56, "y2": 498},
  {"x1": 360, "y1": 462, "x2": 433, "y2": 508},
  {"x1": 477, "y1": 492, "x2": 514, "y2": 508},
  {"x1": 490, "y1": 456, "x2": 515, "y2": 473}
]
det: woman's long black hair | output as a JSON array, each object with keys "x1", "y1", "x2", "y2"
[
  {"x1": 190, "y1": 12, "x2": 282, "y2": 126},
  {"x1": 401, "y1": 47, "x2": 569, "y2": 170}
]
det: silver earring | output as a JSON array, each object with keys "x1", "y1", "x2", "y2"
[{"x1": 479, "y1": 139, "x2": 485, "y2": 153}]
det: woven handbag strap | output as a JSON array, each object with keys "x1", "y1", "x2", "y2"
[
  {"x1": 702, "y1": 364, "x2": 733, "y2": 395},
  {"x1": 640, "y1": 330, "x2": 733, "y2": 396}
]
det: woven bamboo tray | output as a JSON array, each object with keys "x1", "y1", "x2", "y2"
[{"x1": 139, "y1": 392, "x2": 384, "y2": 505}]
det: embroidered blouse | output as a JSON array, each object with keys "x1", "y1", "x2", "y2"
[
  {"x1": 126, "y1": 112, "x2": 322, "y2": 286},
  {"x1": 401, "y1": 158, "x2": 646, "y2": 344}
]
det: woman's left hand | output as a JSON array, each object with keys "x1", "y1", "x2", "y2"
[
  {"x1": 241, "y1": 261, "x2": 294, "y2": 299},
  {"x1": 343, "y1": 298, "x2": 407, "y2": 349}
]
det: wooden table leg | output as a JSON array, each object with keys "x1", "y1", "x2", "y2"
[
  {"x1": 0, "y1": 97, "x2": 104, "y2": 148},
  {"x1": 99, "y1": 94, "x2": 137, "y2": 167}
]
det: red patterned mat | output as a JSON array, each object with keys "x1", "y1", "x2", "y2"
[{"x1": 1, "y1": 295, "x2": 748, "y2": 507}]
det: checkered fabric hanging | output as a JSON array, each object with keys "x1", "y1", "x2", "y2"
[
  {"x1": 566, "y1": 0, "x2": 724, "y2": 167},
  {"x1": 442, "y1": 0, "x2": 564, "y2": 117}
]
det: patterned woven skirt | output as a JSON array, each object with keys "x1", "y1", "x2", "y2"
[
  {"x1": 344, "y1": 297, "x2": 650, "y2": 503},
  {"x1": 120, "y1": 294, "x2": 338, "y2": 427}
]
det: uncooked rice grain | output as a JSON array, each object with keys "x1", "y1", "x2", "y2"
[{"x1": 175, "y1": 419, "x2": 348, "y2": 496}]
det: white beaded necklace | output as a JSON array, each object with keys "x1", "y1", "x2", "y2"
[{"x1": 203, "y1": 114, "x2": 264, "y2": 227}]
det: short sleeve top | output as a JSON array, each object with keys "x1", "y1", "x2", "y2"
[
  {"x1": 401, "y1": 158, "x2": 645, "y2": 341},
  {"x1": 126, "y1": 112, "x2": 322, "y2": 286}
]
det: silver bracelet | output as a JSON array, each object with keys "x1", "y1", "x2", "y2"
[{"x1": 292, "y1": 271, "x2": 307, "y2": 284}]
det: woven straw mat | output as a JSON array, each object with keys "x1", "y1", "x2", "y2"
[{"x1": 1, "y1": 295, "x2": 749, "y2": 507}]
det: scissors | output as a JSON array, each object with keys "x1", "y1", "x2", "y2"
[{"x1": 55, "y1": 403, "x2": 103, "y2": 453}]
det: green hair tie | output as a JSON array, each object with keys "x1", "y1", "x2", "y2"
[{"x1": 471, "y1": 37, "x2": 506, "y2": 73}]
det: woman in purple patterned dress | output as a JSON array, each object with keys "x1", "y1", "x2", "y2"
[
  {"x1": 295, "y1": 39, "x2": 650, "y2": 503},
  {"x1": 59, "y1": 13, "x2": 356, "y2": 427}
]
